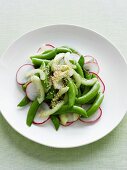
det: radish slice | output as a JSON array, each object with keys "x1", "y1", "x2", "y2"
[
  {"x1": 60, "y1": 113, "x2": 79, "y2": 126},
  {"x1": 37, "y1": 43, "x2": 55, "y2": 53},
  {"x1": 67, "y1": 113, "x2": 79, "y2": 123},
  {"x1": 33, "y1": 103, "x2": 50, "y2": 125},
  {"x1": 89, "y1": 72, "x2": 105, "y2": 93},
  {"x1": 79, "y1": 107, "x2": 102, "y2": 123},
  {"x1": 84, "y1": 55, "x2": 97, "y2": 63},
  {"x1": 16, "y1": 64, "x2": 34, "y2": 85},
  {"x1": 64, "y1": 52, "x2": 80, "y2": 63},
  {"x1": 26, "y1": 82, "x2": 39, "y2": 101},
  {"x1": 84, "y1": 62, "x2": 100, "y2": 74},
  {"x1": 61, "y1": 121, "x2": 74, "y2": 126}
]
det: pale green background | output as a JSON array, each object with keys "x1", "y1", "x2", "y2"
[{"x1": 0, "y1": 0, "x2": 127, "y2": 169}]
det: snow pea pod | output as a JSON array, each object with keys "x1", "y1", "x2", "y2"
[
  {"x1": 26, "y1": 99, "x2": 40, "y2": 126},
  {"x1": 87, "y1": 92, "x2": 104, "y2": 117},
  {"x1": 17, "y1": 95, "x2": 30, "y2": 107},
  {"x1": 56, "y1": 47, "x2": 72, "y2": 53},
  {"x1": 30, "y1": 49, "x2": 56, "y2": 60},
  {"x1": 32, "y1": 58, "x2": 50, "y2": 67},
  {"x1": 50, "y1": 115, "x2": 60, "y2": 131},
  {"x1": 68, "y1": 79, "x2": 76, "y2": 107},
  {"x1": 75, "y1": 62, "x2": 84, "y2": 78},
  {"x1": 54, "y1": 105, "x2": 87, "y2": 117},
  {"x1": 76, "y1": 81, "x2": 100, "y2": 104}
]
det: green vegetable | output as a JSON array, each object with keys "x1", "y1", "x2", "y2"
[
  {"x1": 46, "y1": 86, "x2": 55, "y2": 100},
  {"x1": 50, "y1": 115, "x2": 60, "y2": 131},
  {"x1": 32, "y1": 58, "x2": 50, "y2": 67},
  {"x1": 62, "y1": 46, "x2": 80, "y2": 55},
  {"x1": 17, "y1": 45, "x2": 105, "y2": 130},
  {"x1": 75, "y1": 62, "x2": 84, "y2": 77},
  {"x1": 31, "y1": 75, "x2": 45, "y2": 104},
  {"x1": 30, "y1": 49, "x2": 56, "y2": 60},
  {"x1": 76, "y1": 81, "x2": 100, "y2": 104},
  {"x1": 26, "y1": 99, "x2": 40, "y2": 126},
  {"x1": 87, "y1": 92, "x2": 104, "y2": 117},
  {"x1": 55, "y1": 105, "x2": 87, "y2": 117},
  {"x1": 56, "y1": 47, "x2": 72, "y2": 53},
  {"x1": 17, "y1": 96, "x2": 30, "y2": 107},
  {"x1": 78, "y1": 55, "x2": 85, "y2": 69},
  {"x1": 68, "y1": 79, "x2": 76, "y2": 107},
  {"x1": 40, "y1": 101, "x2": 64, "y2": 117}
]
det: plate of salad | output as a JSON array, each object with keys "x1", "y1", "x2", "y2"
[{"x1": 0, "y1": 25, "x2": 127, "y2": 148}]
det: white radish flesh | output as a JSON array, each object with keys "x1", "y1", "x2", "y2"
[
  {"x1": 79, "y1": 107, "x2": 102, "y2": 123},
  {"x1": 33, "y1": 103, "x2": 50, "y2": 124},
  {"x1": 16, "y1": 64, "x2": 34, "y2": 85},
  {"x1": 84, "y1": 62, "x2": 100, "y2": 74},
  {"x1": 84, "y1": 55, "x2": 97, "y2": 63},
  {"x1": 26, "y1": 82, "x2": 39, "y2": 101}
]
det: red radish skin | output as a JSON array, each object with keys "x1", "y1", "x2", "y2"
[
  {"x1": 89, "y1": 72, "x2": 105, "y2": 93},
  {"x1": 33, "y1": 117, "x2": 50, "y2": 125},
  {"x1": 79, "y1": 107, "x2": 102, "y2": 124},
  {"x1": 16, "y1": 64, "x2": 34, "y2": 85},
  {"x1": 84, "y1": 61, "x2": 100, "y2": 75},
  {"x1": 45, "y1": 43, "x2": 55, "y2": 48},
  {"x1": 37, "y1": 43, "x2": 55, "y2": 53},
  {"x1": 61, "y1": 121, "x2": 74, "y2": 126}
]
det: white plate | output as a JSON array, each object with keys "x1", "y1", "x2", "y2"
[{"x1": 0, "y1": 25, "x2": 127, "y2": 148}]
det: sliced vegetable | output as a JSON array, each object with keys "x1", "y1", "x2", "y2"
[
  {"x1": 79, "y1": 107, "x2": 102, "y2": 123},
  {"x1": 37, "y1": 43, "x2": 55, "y2": 53},
  {"x1": 26, "y1": 82, "x2": 39, "y2": 101},
  {"x1": 84, "y1": 62, "x2": 99, "y2": 75},
  {"x1": 33, "y1": 102, "x2": 50, "y2": 125},
  {"x1": 16, "y1": 64, "x2": 34, "y2": 85},
  {"x1": 84, "y1": 55, "x2": 97, "y2": 63},
  {"x1": 31, "y1": 75, "x2": 45, "y2": 104},
  {"x1": 40, "y1": 101, "x2": 64, "y2": 117},
  {"x1": 90, "y1": 72, "x2": 105, "y2": 93}
]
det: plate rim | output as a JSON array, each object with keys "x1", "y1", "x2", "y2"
[{"x1": 0, "y1": 24, "x2": 127, "y2": 148}]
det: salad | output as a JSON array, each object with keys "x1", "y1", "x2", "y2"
[{"x1": 16, "y1": 44, "x2": 105, "y2": 130}]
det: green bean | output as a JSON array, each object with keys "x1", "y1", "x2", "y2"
[
  {"x1": 30, "y1": 49, "x2": 56, "y2": 60},
  {"x1": 26, "y1": 99, "x2": 40, "y2": 126},
  {"x1": 32, "y1": 58, "x2": 50, "y2": 67},
  {"x1": 78, "y1": 55, "x2": 85, "y2": 69},
  {"x1": 68, "y1": 79, "x2": 76, "y2": 107},
  {"x1": 87, "y1": 92, "x2": 104, "y2": 117},
  {"x1": 76, "y1": 81, "x2": 100, "y2": 104},
  {"x1": 75, "y1": 62, "x2": 84, "y2": 77},
  {"x1": 54, "y1": 105, "x2": 87, "y2": 117},
  {"x1": 50, "y1": 115, "x2": 60, "y2": 131},
  {"x1": 17, "y1": 96, "x2": 30, "y2": 107}
]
